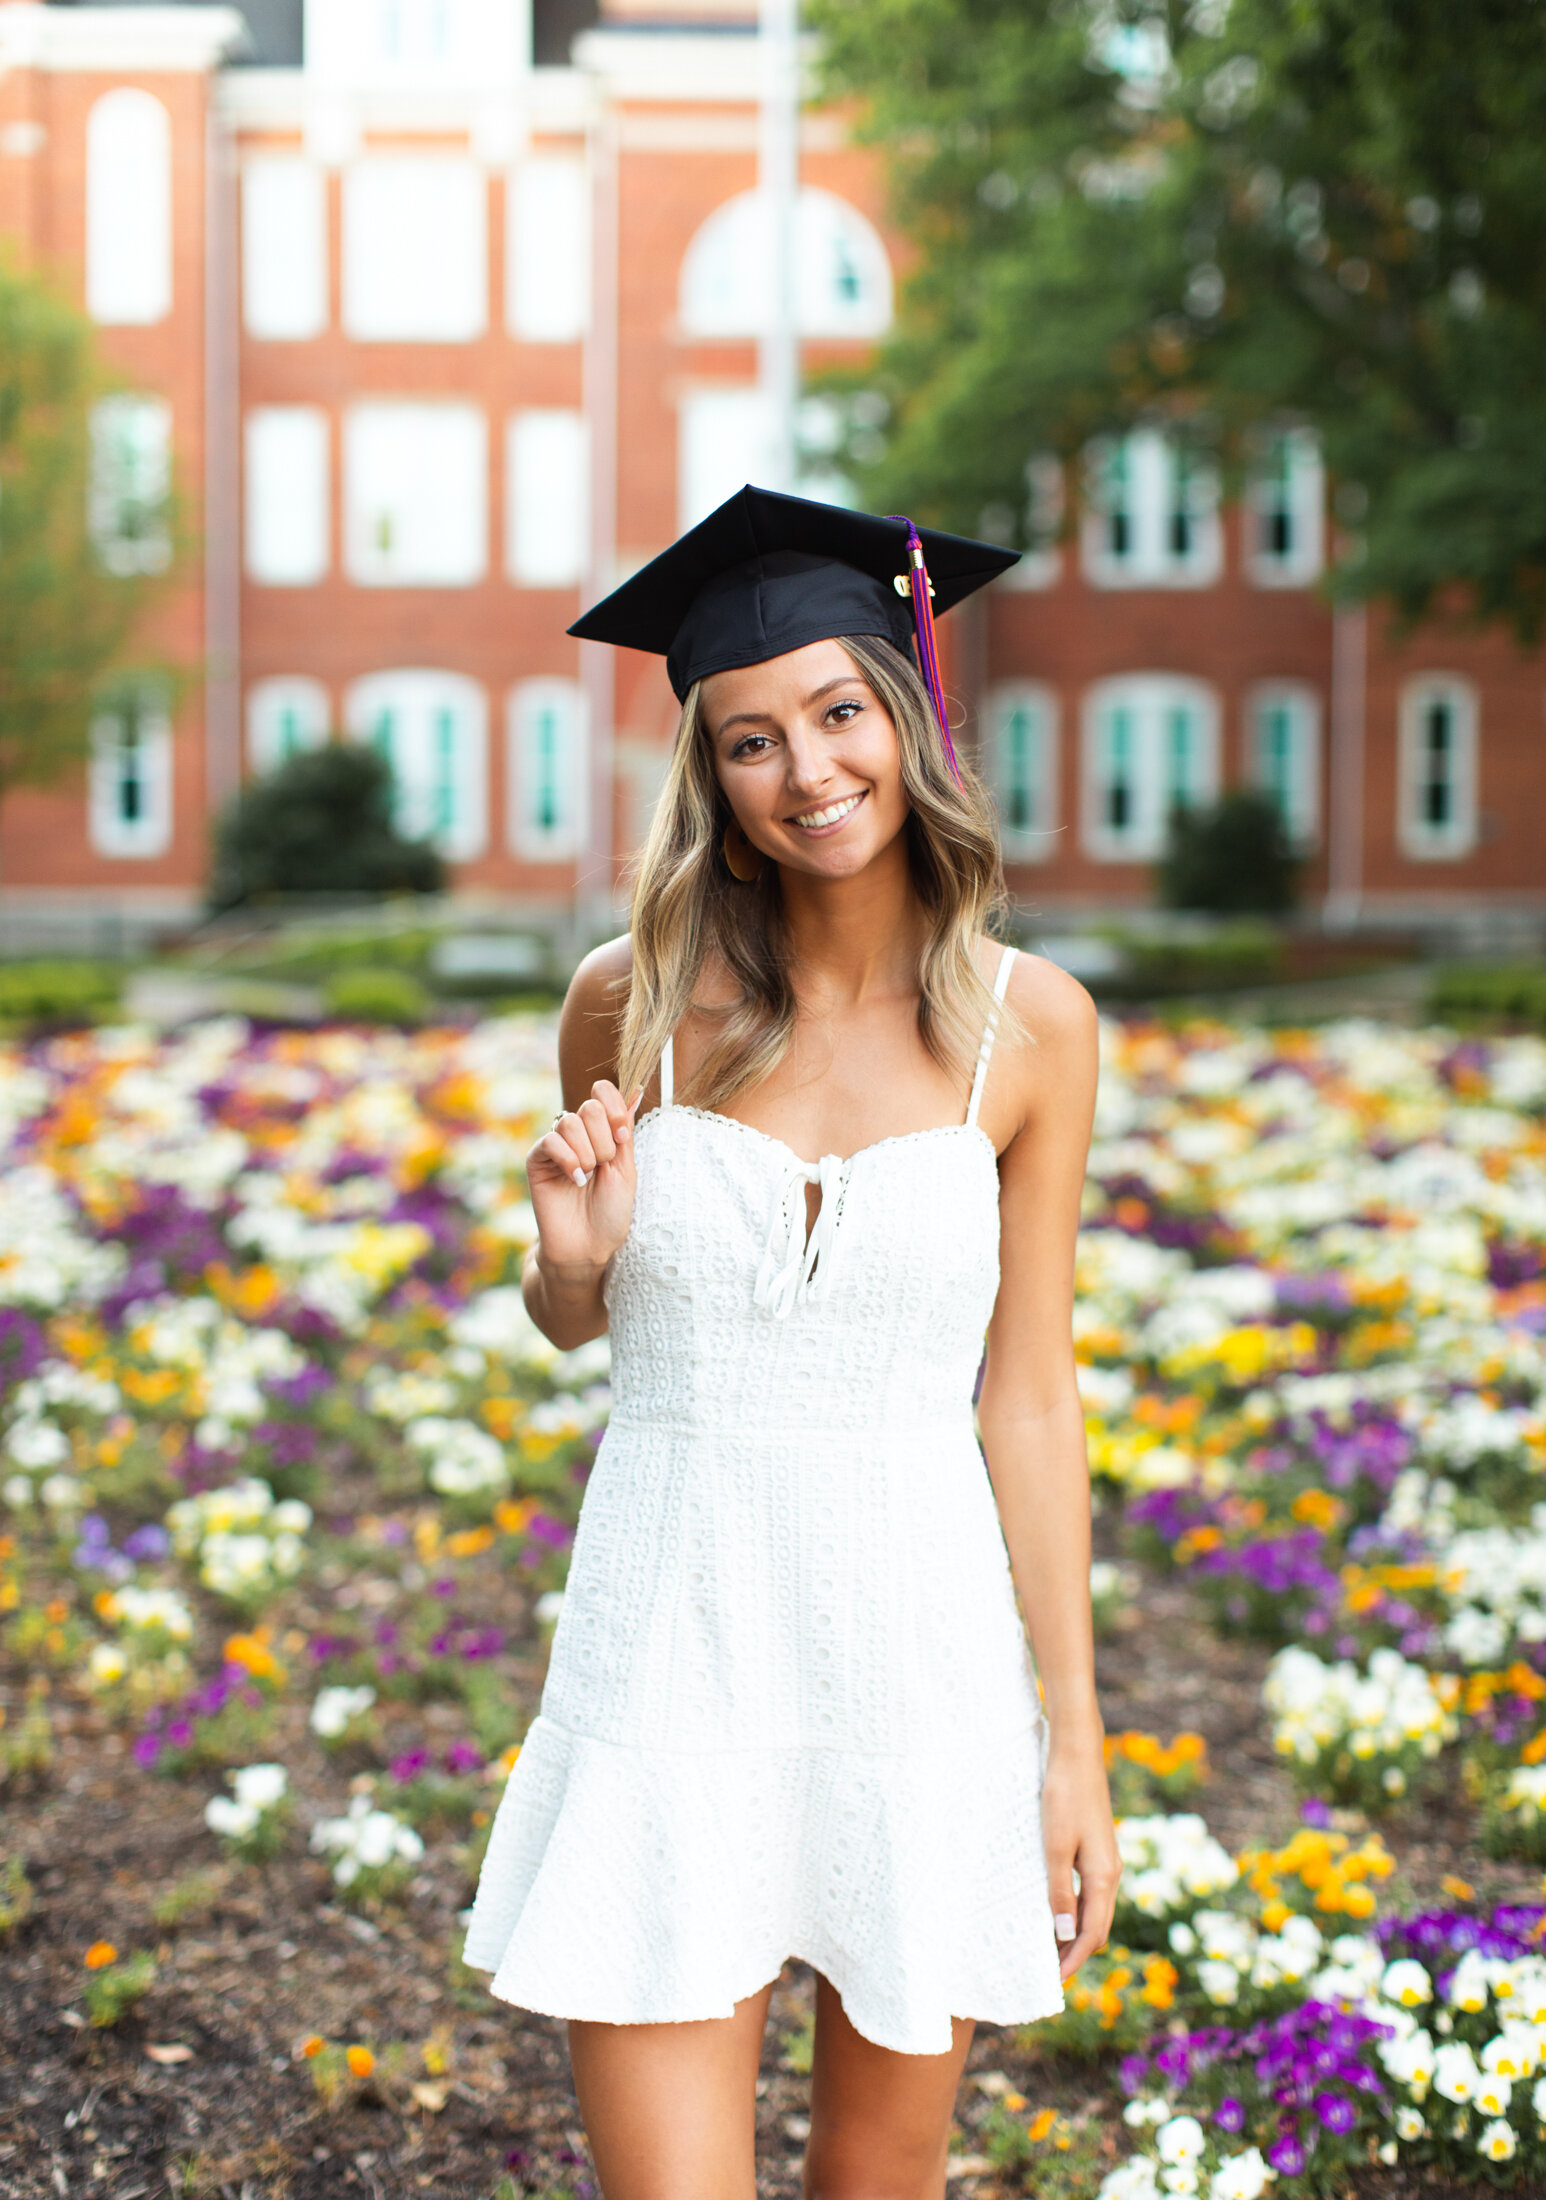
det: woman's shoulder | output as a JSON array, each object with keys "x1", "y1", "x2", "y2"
[
  {"x1": 558, "y1": 934, "x2": 634, "y2": 1091},
  {"x1": 984, "y1": 938, "x2": 1098, "y2": 1087}
]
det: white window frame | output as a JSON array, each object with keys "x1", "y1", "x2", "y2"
[
  {"x1": 244, "y1": 407, "x2": 331, "y2": 586},
  {"x1": 341, "y1": 156, "x2": 487, "y2": 343},
  {"x1": 344, "y1": 402, "x2": 487, "y2": 588},
  {"x1": 679, "y1": 186, "x2": 893, "y2": 340},
  {"x1": 86, "y1": 89, "x2": 172, "y2": 326},
  {"x1": 507, "y1": 679, "x2": 589, "y2": 862},
  {"x1": 678, "y1": 385, "x2": 777, "y2": 531},
  {"x1": 242, "y1": 155, "x2": 329, "y2": 341},
  {"x1": 247, "y1": 678, "x2": 331, "y2": 776},
  {"x1": 89, "y1": 688, "x2": 174, "y2": 858},
  {"x1": 88, "y1": 396, "x2": 172, "y2": 577},
  {"x1": 1081, "y1": 429, "x2": 1222, "y2": 588},
  {"x1": 507, "y1": 156, "x2": 590, "y2": 342},
  {"x1": 1081, "y1": 675, "x2": 1221, "y2": 861},
  {"x1": 1245, "y1": 682, "x2": 1321, "y2": 848},
  {"x1": 505, "y1": 410, "x2": 588, "y2": 586},
  {"x1": 1398, "y1": 675, "x2": 1479, "y2": 860},
  {"x1": 984, "y1": 683, "x2": 1059, "y2": 860},
  {"x1": 345, "y1": 670, "x2": 489, "y2": 861},
  {"x1": 1244, "y1": 427, "x2": 1325, "y2": 588}
]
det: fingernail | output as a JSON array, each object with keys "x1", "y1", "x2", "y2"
[
  {"x1": 617, "y1": 1121, "x2": 631, "y2": 1140},
  {"x1": 1054, "y1": 1914, "x2": 1077, "y2": 1941},
  {"x1": 573, "y1": 1169, "x2": 587, "y2": 1188}
]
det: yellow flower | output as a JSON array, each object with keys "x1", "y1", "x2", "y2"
[
  {"x1": 1442, "y1": 1874, "x2": 1476, "y2": 1903},
  {"x1": 346, "y1": 2044, "x2": 375, "y2": 2078},
  {"x1": 1027, "y1": 2108, "x2": 1057, "y2": 2142},
  {"x1": 1002, "y1": 2091, "x2": 1026, "y2": 2113},
  {"x1": 84, "y1": 1941, "x2": 117, "y2": 1969}
]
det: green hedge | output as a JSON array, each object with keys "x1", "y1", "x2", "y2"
[
  {"x1": 1428, "y1": 962, "x2": 1546, "y2": 1029},
  {"x1": 322, "y1": 967, "x2": 430, "y2": 1026},
  {"x1": 0, "y1": 960, "x2": 123, "y2": 1028},
  {"x1": 1107, "y1": 924, "x2": 1288, "y2": 998}
]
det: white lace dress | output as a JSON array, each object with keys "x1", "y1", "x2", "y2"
[{"x1": 463, "y1": 945, "x2": 1064, "y2": 2053}]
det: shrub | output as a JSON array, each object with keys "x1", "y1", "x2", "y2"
[
  {"x1": 208, "y1": 744, "x2": 444, "y2": 910},
  {"x1": 324, "y1": 967, "x2": 430, "y2": 1026},
  {"x1": 0, "y1": 960, "x2": 121, "y2": 1029},
  {"x1": 1157, "y1": 793, "x2": 1300, "y2": 915},
  {"x1": 1119, "y1": 923, "x2": 1286, "y2": 997},
  {"x1": 1429, "y1": 961, "x2": 1546, "y2": 1029}
]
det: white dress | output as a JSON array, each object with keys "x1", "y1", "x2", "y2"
[{"x1": 463, "y1": 945, "x2": 1064, "y2": 2054}]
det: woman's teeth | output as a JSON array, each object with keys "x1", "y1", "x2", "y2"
[{"x1": 793, "y1": 793, "x2": 863, "y2": 830}]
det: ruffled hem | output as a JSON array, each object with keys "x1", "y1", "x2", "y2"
[{"x1": 461, "y1": 1714, "x2": 1066, "y2": 2057}]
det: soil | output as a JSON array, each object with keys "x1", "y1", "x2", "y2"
[{"x1": 1, "y1": 1550, "x2": 1529, "y2": 2200}]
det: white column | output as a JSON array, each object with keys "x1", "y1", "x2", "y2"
[
  {"x1": 1324, "y1": 603, "x2": 1366, "y2": 932},
  {"x1": 578, "y1": 108, "x2": 620, "y2": 945},
  {"x1": 758, "y1": 0, "x2": 799, "y2": 493}
]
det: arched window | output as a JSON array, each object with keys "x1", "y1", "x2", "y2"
[
  {"x1": 345, "y1": 671, "x2": 488, "y2": 861},
  {"x1": 89, "y1": 686, "x2": 173, "y2": 858},
  {"x1": 1246, "y1": 682, "x2": 1321, "y2": 847},
  {"x1": 679, "y1": 187, "x2": 892, "y2": 339},
  {"x1": 86, "y1": 90, "x2": 172, "y2": 326},
  {"x1": 1398, "y1": 676, "x2": 1479, "y2": 860},
  {"x1": 247, "y1": 679, "x2": 331, "y2": 776},
  {"x1": 1081, "y1": 675, "x2": 1220, "y2": 860},
  {"x1": 507, "y1": 679, "x2": 588, "y2": 861},
  {"x1": 984, "y1": 683, "x2": 1059, "y2": 861}
]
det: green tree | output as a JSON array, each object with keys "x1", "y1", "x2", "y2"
[
  {"x1": 209, "y1": 744, "x2": 445, "y2": 910},
  {"x1": 1157, "y1": 788, "x2": 1299, "y2": 912},
  {"x1": 0, "y1": 253, "x2": 169, "y2": 801},
  {"x1": 813, "y1": 0, "x2": 1546, "y2": 637}
]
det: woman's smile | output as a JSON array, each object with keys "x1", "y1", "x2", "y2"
[{"x1": 788, "y1": 789, "x2": 867, "y2": 835}]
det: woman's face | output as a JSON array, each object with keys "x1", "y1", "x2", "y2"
[{"x1": 701, "y1": 639, "x2": 909, "y2": 882}]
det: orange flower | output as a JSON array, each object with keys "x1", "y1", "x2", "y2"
[
  {"x1": 302, "y1": 2034, "x2": 326, "y2": 2058},
  {"x1": 1027, "y1": 2107, "x2": 1057, "y2": 2142},
  {"x1": 346, "y1": 2044, "x2": 375, "y2": 2078},
  {"x1": 1442, "y1": 1874, "x2": 1476, "y2": 1903},
  {"x1": 1002, "y1": 2091, "x2": 1027, "y2": 2113},
  {"x1": 84, "y1": 1941, "x2": 117, "y2": 1969}
]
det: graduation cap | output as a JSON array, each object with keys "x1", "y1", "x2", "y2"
[{"x1": 567, "y1": 485, "x2": 1019, "y2": 786}]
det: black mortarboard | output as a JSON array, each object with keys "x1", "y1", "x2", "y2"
[{"x1": 567, "y1": 489, "x2": 1020, "y2": 781}]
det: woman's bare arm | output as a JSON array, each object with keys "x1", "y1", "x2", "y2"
[
  {"x1": 978, "y1": 955, "x2": 1120, "y2": 1982},
  {"x1": 522, "y1": 937, "x2": 637, "y2": 1349}
]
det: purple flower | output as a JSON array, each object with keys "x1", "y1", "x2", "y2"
[
  {"x1": 1299, "y1": 1797, "x2": 1333, "y2": 1829},
  {"x1": 132, "y1": 1732, "x2": 162, "y2": 1768},
  {"x1": 123, "y1": 1523, "x2": 170, "y2": 1561},
  {"x1": 1214, "y1": 2098, "x2": 1245, "y2": 2133},
  {"x1": 444, "y1": 1741, "x2": 482, "y2": 1775},
  {"x1": 1118, "y1": 2055, "x2": 1150, "y2": 2097},
  {"x1": 1313, "y1": 2092, "x2": 1356, "y2": 2134},
  {"x1": 391, "y1": 1750, "x2": 431, "y2": 1782},
  {"x1": 1266, "y1": 2133, "x2": 1307, "y2": 2177}
]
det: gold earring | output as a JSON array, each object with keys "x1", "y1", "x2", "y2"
[{"x1": 722, "y1": 820, "x2": 763, "y2": 883}]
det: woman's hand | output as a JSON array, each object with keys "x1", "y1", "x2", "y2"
[
  {"x1": 527, "y1": 1080, "x2": 643, "y2": 1280},
  {"x1": 1040, "y1": 1738, "x2": 1121, "y2": 1985}
]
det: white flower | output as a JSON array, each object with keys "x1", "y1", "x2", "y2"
[
  {"x1": 1155, "y1": 2116, "x2": 1206, "y2": 2168},
  {"x1": 1481, "y1": 2026, "x2": 1537, "y2": 2078},
  {"x1": 1432, "y1": 2041, "x2": 1481, "y2": 2103},
  {"x1": 232, "y1": 1762, "x2": 287, "y2": 1810},
  {"x1": 1380, "y1": 2027, "x2": 1435, "y2": 2095},
  {"x1": 1207, "y1": 2150, "x2": 1273, "y2": 2200},
  {"x1": 1447, "y1": 1950, "x2": 1492, "y2": 2014},
  {"x1": 1381, "y1": 1958, "x2": 1432, "y2": 2008},
  {"x1": 1477, "y1": 2117, "x2": 1516, "y2": 2162},
  {"x1": 1159, "y1": 2173, "x2": 1198, "y2": 2197},
  {"x1": 1197, "y1": 1959, "x2": 1241, "y2": 2006},
  {"x1": 1394, "y1": 2106, "x2": 1425, "y2": 2141},
  {"x1": 1168, "y1": 1921, "x2": 1197, "y2": 1956},
  {"x1": 310, "y1": 1684, "x2": 376, "y2": 1739},
  {"x1": 1472, "y1": 2072, "x2": 1512, "y2": 2119},
  {"x1": 534, "y1": 1589, "x2": 566, "y2": 1625},
  {"x1": 205, "y1": 1794, "x2": 259, "y2": 1840},
  {"x1": 1099, "y1": 2162, "x2": 1160, "y2": 2200}
]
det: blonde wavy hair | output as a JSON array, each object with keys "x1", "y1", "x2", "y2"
[{"x1": 616, "y1": 634, "x2": 1014, "y2": 1112}]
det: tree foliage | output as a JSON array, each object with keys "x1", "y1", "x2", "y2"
[
  {"x1": 813, "y1": 0, "x2": 1546, "y2": 637},
  {"x1": 209, "y1": 744, "x2": 445, "y2": 911},
  {"x1": 0, "y1": 254, "x2": 168, "y2": 796},
  {"x1": 1157, "y1": 789, "x2": 1300, "y2": 912}
]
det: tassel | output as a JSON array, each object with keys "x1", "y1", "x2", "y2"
[{"x1": 889, "y1": 517, "x2": 962, "y2": 787}]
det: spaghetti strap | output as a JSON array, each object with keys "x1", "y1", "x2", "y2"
[
  {"x1": 965, "y1": 946, "x2": 1016, "y2": 1130},
  {"x1": 659, "y1": 1033, "x2": 674, "y2": 1110}
]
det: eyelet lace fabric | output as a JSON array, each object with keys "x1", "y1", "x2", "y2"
[{"x1": 463, "y1": 960, "x2": 1065, "y2": 2055}]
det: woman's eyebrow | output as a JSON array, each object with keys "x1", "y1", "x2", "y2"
[{"x1": 714, "y1": 677, "x2": 868, "y2": 741}]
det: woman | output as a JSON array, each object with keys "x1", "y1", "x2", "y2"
[{"x1": 464, "y1": 488, "x2": 1120, "y2": 2199}]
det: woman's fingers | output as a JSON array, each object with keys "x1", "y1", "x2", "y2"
[
  {"x1": 533, "y1": 1131, "x2": 589, "y2": 1190},
  {"x1": 554, "y1": 1109, "x2": 598, "y2": 1175},
  {"x1": 578, "y1": 1095, "x2": 618, "y2": 1166},
  {"x1": 1048, "y1": 1855, "x2": 1079, "y2": 1953},
  {"x1": 1058, "y1": 1864, "x2": 1119, "y2": 1983}
]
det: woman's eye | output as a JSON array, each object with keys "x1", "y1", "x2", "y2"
[
  {"x1": 826, "y1": 699, "x2": 863, "y2": 725},
  {"x1": 730, "y1": 733, "x2": 772, "y2": 758}
]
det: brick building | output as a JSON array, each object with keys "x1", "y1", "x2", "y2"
[{"x1": 0, "y1": 0, "x2": 1540, "y2": 946}]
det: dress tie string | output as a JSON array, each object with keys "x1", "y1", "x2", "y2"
[{"x1": 753, "y1": 1153, "x2": 847, "y2": 1319}]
